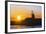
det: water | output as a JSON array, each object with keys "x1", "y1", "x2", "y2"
[{"x1": 10, "y1": 25, "x2": 41, "y2": 29}]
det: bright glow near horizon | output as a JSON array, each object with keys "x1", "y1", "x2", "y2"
[
  {"x1": 17, "y1": 16, "x2": 21, "y2": 21},
  {"x1": 10, "y1": 5, "x2": 42, "y2": 22}
]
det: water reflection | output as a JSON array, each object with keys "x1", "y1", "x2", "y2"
[
  {"x1": 11, "y1": 25, "x2": 27, "y2": 29},
  {"x1": 10, "y1": 25, "x2": 41, "y2": 29}
]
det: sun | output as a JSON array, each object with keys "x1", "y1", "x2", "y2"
[{"x1": 17, "y1": 16, "x2": 21, "y2": 21}]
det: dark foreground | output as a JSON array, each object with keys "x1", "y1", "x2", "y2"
[{"x1": 10, "y1": 18, "x2": 42, "y2": 29}]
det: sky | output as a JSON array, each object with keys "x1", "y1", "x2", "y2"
[{"x1": 10, "y1": 4, "x2": 42, "y2": 21}]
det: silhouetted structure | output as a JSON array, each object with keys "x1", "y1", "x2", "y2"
[
  {"x1": 32, "y1": 10, "x2": 35, "y2": 20},
  {"x1": 22, "y1": 10, "x2": 42, "y2": 27},
  {"x1": 11, "y1": 10, "x2": 42, "y2": 28}
]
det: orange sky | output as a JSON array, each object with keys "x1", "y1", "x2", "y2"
[{"x1": 10, "y1": 5, "x2": 42, "y2": 21}]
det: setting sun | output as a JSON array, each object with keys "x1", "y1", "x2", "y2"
[{"x1": 17, "y1": 16, "x2": 21, "y2": 21}]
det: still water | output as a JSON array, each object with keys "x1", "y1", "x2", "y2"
[{"x1": 10, "y1": 25, "x2": 41, "y2": 29}]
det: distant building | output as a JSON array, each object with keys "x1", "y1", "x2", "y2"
[
  {"x1": 11, "y1": 10, "x2": 41, "y2": 27},
  {"x1": 32, "y1": 10, "x2": 35, "y2": 20}
]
